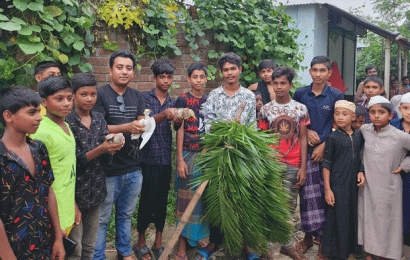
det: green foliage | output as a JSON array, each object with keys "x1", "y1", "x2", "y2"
[
  {"x1": 195, "y1": 120, "x2": 292, "y2": 254},
  {"x1": 184, "y1": 0, "x2": 304, "y2": 87},
  {"x1": 0, "y1": 0, "x2": 95, "y2": 87},
  {"x1": 97, "y1": 0, "x2": 181, "y2": 58}
]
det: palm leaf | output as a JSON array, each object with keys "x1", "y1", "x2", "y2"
[{"x1": 193, "y1": 120, "x2": 293, "y2": 254}]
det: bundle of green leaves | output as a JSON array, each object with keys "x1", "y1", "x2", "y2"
[{"x1": 194, "y1": 120, "x2": 292, "y2": 255}]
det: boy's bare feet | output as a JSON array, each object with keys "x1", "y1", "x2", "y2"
[
  {"x1": 280, "y1": 246, "x2": 308, "y2": 260},
  {"x1": 295, "y1": 239, "x2": 313, "y2": 254}
]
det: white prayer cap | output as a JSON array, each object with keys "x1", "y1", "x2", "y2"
[
  {"x1": 401, "y1": 93, "x2": 410, "y2": 104},
  {"x1": 368, "y1": 96, "x2": 390, "y2": 108}
]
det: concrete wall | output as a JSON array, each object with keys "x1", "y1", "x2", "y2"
[{"x1": 284, "y1": 4, "x2": 329, "y2": 86}]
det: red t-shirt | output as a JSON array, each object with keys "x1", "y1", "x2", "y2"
[{"x1": 258, "y1": 100, "x2": 310, "y2": 166}]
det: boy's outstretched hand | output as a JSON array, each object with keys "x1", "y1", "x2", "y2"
[
  {"x1": 177, "y1": 159, "x2": 188, "y2": 179},
  {"x1": 357, "y1": 172, "x2": 365, "y2": 187},
  {"x1": 325, "y1": 189, "x2": 335, "y2": 206},
  {"x1": 51, "y1": 238, "x2": 65, "y2": 260}
]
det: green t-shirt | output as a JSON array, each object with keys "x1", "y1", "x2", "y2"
[{"x1": 31, "y1": 116, "x2": 76, "y2": 230}]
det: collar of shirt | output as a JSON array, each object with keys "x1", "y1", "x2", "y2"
[
  {"x1": 215, "y1": 84, "x2": 246, "y2": 98},
  {"x1": 307, "y1": 83, "x2": 330, "y2": 97},
  {"x1": 148, "y1": 88, "x2": 173, "y2": 105},
  {"x1": 0, "y1": 137, "x2": 40, "y2": 177}
]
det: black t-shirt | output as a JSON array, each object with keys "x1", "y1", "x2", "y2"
[
  {"x1": 92, "y1": 84, "x2": 145, "y2": 176},
  {"x1": 176, "y1": 92, "x2": 207, "y2": 151}
]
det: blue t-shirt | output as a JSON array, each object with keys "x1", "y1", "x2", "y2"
[{"x1": 293, "y1": 84, "x2": 344, "y2": 153}]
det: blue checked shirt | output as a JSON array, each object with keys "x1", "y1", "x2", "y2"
[{"x1": 140, "y1": 89, "x2": 176, "y2": 165}]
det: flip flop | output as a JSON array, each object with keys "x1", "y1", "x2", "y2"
[
  {"x1": 243, "y1": 252, "x2": 260, "y2": 260},
  {"x1": 132, "y1": 245, "x2": 151, "y2": 260},
  {"x1": 195, "y1": 247, "x2": 216, "y2": 260},
  {"x1": 151, "y1": 247, "x2": 166, "y2": 260}
]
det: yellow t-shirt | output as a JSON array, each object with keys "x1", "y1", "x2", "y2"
[{"x1": 31, "y1": 116, "x2": 76, "y2": 230}]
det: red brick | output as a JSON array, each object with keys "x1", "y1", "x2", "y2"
[
  {"x1": 177, "y1": 39, "x2": 188, "y2": 47},
  {"x1": 96, "y1": 48, "x2": 114, "y2": 56},
  {"x1": 138, "y1": 59, "x2": 152, "y2": 67},
  {"x1": 139, "y1": 67, "x2": 152, "y2": 75},
  {"x1": 117, "y1": 33, "x2": 127, "y2": 41},
  {"x1": 135, "y1": 74, "x2": 151, "y2": 82},
  {"x1": 86, "y1": 57, "x2": 108, "y2": 66},
  {"x1": 117, "y1": 42, "x2": 130, "y2": 50},
  {"x1": 93, "y1": 66, "x2": 110, "y2": 74},
  {"x1": 95, "y1": 74, "x2": 108, "y2": 82}
]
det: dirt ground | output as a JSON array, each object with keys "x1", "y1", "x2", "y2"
[{"x1": 103, "y1": 206, "x2": 326, "y2": 260}]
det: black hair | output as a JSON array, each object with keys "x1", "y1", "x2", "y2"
[
  {"x1": 272, "y1": 66, "x2": 296, "y2": 83},
  {"x1": 109, "y1": 50, "x2": 136, "y2": 69},
  {"x1": 365, "y1": 65, "x2": 377, "y2": 74},
  {"x1": 363, "y1": 76, "x2": 384, "y2": 89},
  {"x1": 258, "y1": 59, "x2": 277, "y2": 72},
  {"x1": 34, "y1": 61, "x2": 59, "y2": 76},
  {"x1": 310, "y1": 56, "x2": 331, "y2": 70},
  {"x1": 71, "y1": 73, "x2": 97, "y2": 93},
  {"x1": 151, "y1": 59, "x2": 176, "y2": 77},
  {"x1": 218, "y1": 52, "x2": 241, "y2": 70},
  {"x1": 38, "y1": 76, "x2": 72, "y2": 98},
  {"x1": 188, "y1": 62, "x2": 207, "y2": 77},
  {"x1": 402, "y1": 76, "x2": 410, "y2": 83},
  {"x1": 0, "y1": 86, "x2": 41, "y2": 126},
  {"x1": 355, "y1": 105, "x2": 366, "y2": 117}
]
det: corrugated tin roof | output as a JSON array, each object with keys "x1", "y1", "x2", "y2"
[{"x1": 279, "y1": 1, "x2": 402, "y2": 41}]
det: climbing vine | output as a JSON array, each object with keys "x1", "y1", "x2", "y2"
[{"x1": 0, "y1": 0, "x2": 95, "y2": 87}]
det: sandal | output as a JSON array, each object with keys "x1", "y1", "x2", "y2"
[
  {"x1": 280, "y1": 247, "x2": 308, "y2": 260},
  {"x1": 243, "y1": 252, "x2": 260, "y2": 260},
  {"x1": 132, "y1": 245, "x2": 152, "y2": 260},
  {"x1": 151, "y1": 247, "x2": 166, "y2": 260},
  {"x1": 295, "y1": 240, "x2": 313, "y2": 254},
  {"x1": 195, "y1": 247, "x2": 217, "y2": 260},
  {"x1": 175, "y1": 253, "x2": 188, "y2": 260}
]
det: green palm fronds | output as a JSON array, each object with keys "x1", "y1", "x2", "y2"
[{"x1": 194, "y1": 120, "x2": 292, "y2": 255}]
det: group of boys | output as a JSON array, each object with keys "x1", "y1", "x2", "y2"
[{"x1": 1, "y1": 48, "x2": 408, "y2": 260}]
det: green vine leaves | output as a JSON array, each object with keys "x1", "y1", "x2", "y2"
[{"x1": 0, "y1": 0, "x2": 95, "y2": 87}]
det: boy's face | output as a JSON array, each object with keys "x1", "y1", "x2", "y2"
[
  {"x1": 366, "y1": 68, "x2": 377, "y2": 77},
  {"x1": 3, "y1": 105, "x2": 42, "y2": 135},
  {"x1": 221, "y1": 62, "x2": 241, "y2": 85},
  {"x1": 74, "y1": 86, "x2": 97, "y2": 112},
  {"x1": 35, "y1": 67, "x2": 61, "y2": 82},
  {"x1": 363, "y1": 80, "x2": 383, "y2": 99},
  {"x1": 369, "y1": 104, "x2": 393, "y2": 128},
  {"x1": 188, "y1": 69, "x2": 207, "y2": 92},
  {"x1": 42, "y1": 88, "x2": 73, "y2": 118},
  {"x1": 334, "y1": 107, "x2": 355, "y2": 130},
  {"x1": 404, "y1": 78, "x2": 410, "y2": 85},
  {"x1": 259, "y1": 68, "x2": 274, "y2": 83},
  {"x1": 399, "y1": 103, "x2": 410, "y2": 123},
  {"x1": 272, "y1": 75, "x2": 292, "y2": 98},
  {"x1": 351, "y1": 115, "x2": 365, "y2": 130},
  {"x1": 154, "y1": 73, "x2": 173, "y2": 92},
  {"x1": 110, "y1": 57, "x2": 134, "y2": 87},
  {"x1": 309, "y1": 63, "x2": 331, "y2": 85}
]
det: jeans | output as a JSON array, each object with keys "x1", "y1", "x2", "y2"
[
  {"x1": 93, "y1": 170, "x2": 143, "y2": 259},
  {"x1": 67, "y1": 205, "x2": 101, "y2": 260}
]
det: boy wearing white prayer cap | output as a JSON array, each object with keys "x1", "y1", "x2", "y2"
[{"x1": 358, "y1": 96, "x2": 410, "y2": 260}]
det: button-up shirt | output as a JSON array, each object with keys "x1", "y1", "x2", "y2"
[
  {"x1": 200, "y1": 85, "x2": 256, "y2": 131},
  {"x1": 293, "y1": 84, "x2": 344, "y2": 152},
  {"x1": 140, "y1": 89, "x2": 176, "y2": 165},
  {"x1": 65, "y1": 110, "x2": 109, "y2": 211},
  {"x1": 0, "y1": 137, "x2": 54, "y2": 259}
]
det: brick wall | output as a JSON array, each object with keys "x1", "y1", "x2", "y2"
[{"x1": 85, "y1": 23, "x2": 226, "y2": 97}]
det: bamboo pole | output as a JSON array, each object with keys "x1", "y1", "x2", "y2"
[{"x1": 158, "y1": 101, "x2": 248, "y2": 260}]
